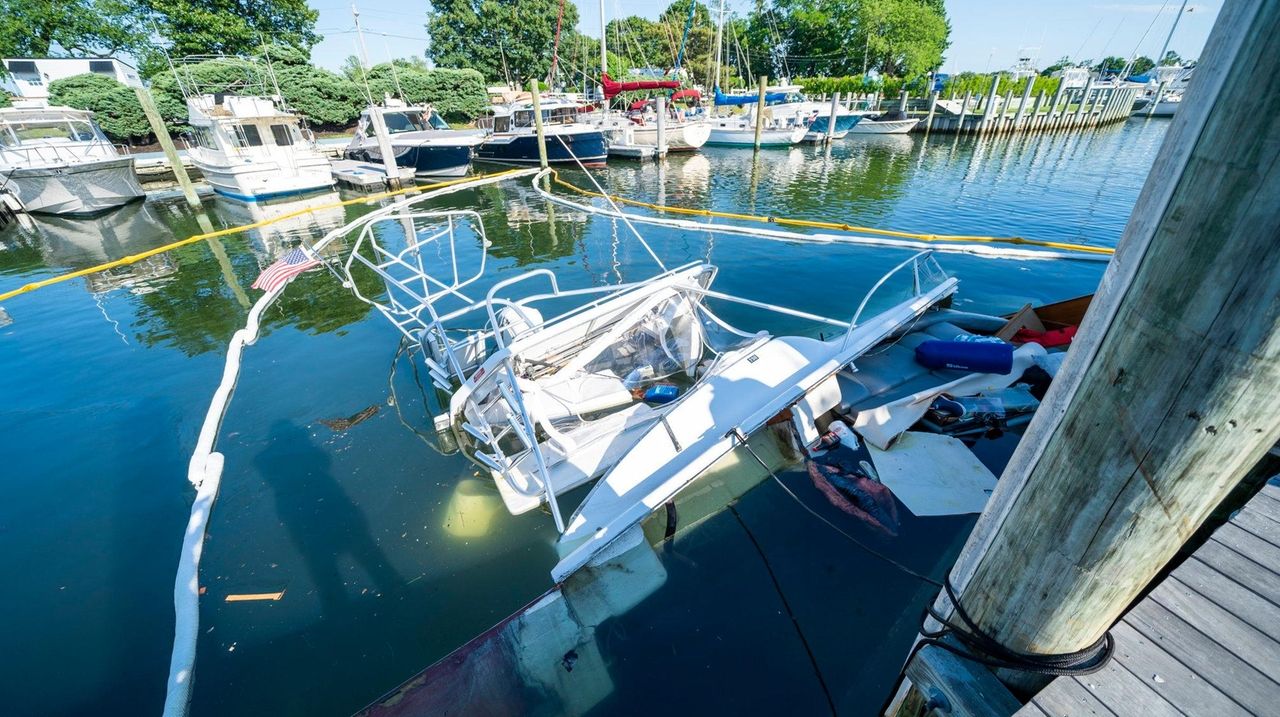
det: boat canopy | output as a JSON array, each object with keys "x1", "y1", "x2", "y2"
[
  {"x1": 601, "y1": 73, "x2": 680, "y2": 100},
  {"x1": 713, "y1": 86, "x2": 791, "y2": 106}
]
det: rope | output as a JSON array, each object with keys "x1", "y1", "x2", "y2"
[
  {"x1": 545, "y1": 169, "x2": 1115, "y2": 257},
  {"x1": 0, "y1": 169, "x2": 532, "y2": 304},
  {"x1": 732, "y1": 429, "x2": 1113, "y2": 678}
]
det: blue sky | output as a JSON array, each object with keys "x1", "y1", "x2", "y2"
[{"x1": 309, "y1": 1, "x2": 1221, "y2": 75}]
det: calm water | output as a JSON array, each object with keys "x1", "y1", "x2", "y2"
[{"x1": 0, "y1": 119, "x2": 1168, "y2": 716}]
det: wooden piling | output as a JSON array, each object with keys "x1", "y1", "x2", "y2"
[
  {"x1": 753, "y1": 75, "x2": 767, "y2": 151},
  {"x1": 1013, "y1": 77, "x2": 1034, "y2": 129},
  {"x1": 528, "y1": 79, "x2": 548, "y2": 170},
  {"x1": 656, "y1": 94, "x2": 668, "y2": 157},
  {"x1": 924, "y1": 90, "x2": 939, "y2": 135},
  {"x1": 921, "y1": 0, "x2": 1280, "y2": 698},
  {"x1": 825, "y1": 91, "x2": 840, "y2": 143},
  {"x1": 1072, "y1": 77, "x2": 1093, "y2": 128},
  {"x1": 898, "y1": 89, "x2": 909, "y2": 114},
  {"x1": 1147, "y1": 80, "x2": 1168, "y2": 117},
  {"x1": 1030, "y1": 90, "x2": 1046, "y2": 130},
  {"x1": 979, "y1": 74, "x2": 1000, "y2": 135},
  {"x1": 957, "y1": 91, "x2": 972, "y2": 135},
  {"x1": 134, "y1": 87, "x2": 200, "y2": 207}
]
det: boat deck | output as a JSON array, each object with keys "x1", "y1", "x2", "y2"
[{"x1": 1018, "y1": 481, "x2": 1280, "y2": 716}]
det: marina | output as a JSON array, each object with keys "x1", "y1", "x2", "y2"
[{"x1": 4, "y1": 1, "x2": 1277, "y2": 716}]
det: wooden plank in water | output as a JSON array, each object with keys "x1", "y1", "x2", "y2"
[
  {"x1": 1108, "y1": 620, "x2": 1248, "y2": 716},
  {"x1": 1029, "y1": 677, "x2": 1115, "y2": 716},
  {"x1": 1124, "y1": 599, "x2": 1280, "y2": 716},
  {"x1": 1148, "y1": 576, "x2": 1280, "y2": 669}
]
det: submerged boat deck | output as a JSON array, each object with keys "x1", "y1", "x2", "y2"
[{"x1": 1020, "y1": 481, "x2": 1280, "y2": 716}]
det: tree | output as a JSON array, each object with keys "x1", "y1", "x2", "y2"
[
  {"x1": 1040, "y1": 55, "x2": 1073, "y2": 77},
  {"x1": 365, "y1": 63, "x2": 490, "y2": 122},
  {"x1": 858, "y1": 0, "x2": 949, "y2": 78},
  {"x1": 1130, "y1": 56, "x2": 1155, "y2": 76},
  {"x1": 47, "y1": 73, "x2": 152, "y2": 143},
  {"x1": 132, "y1": 0, "x2": 321, "y2": 76},
  {"x1": 426, "y1": 0, "x2": 580, "y2": 86},
  {"x1": 1159, "y1": 50, "x2": 1182, "y2": 66},
  {"x1": 1094, "y1": 56, "x2": 1127, "y2": 74},
  {"x1": 0, "y1": 0, "x2": 146, "y2": 57}
]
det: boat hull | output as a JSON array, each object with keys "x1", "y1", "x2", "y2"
[
  {"x1": 345, "y1": 142, "x2": 474, "y2": 177},
  {"x1": 194, "y1": 154, "x2": 334, "y2": 202},
  {"x1": 847, "y1": 118, "x2": 919, "y2": 135},
  {"x1": 804, "y1": 114, "x2": 861, "y2": 141},
  {"x1": 476, "y1": 128, "x2": 607, "y2": 166},
  {"x1": 6, "y1": 156, "x2": 145, "y2": 216},
  {"x1": 617, "y1": 122, "x2": 711, "y2": 151},
  {"x1": 705, "y1": 124, "x2": 806, "y2": 147}
]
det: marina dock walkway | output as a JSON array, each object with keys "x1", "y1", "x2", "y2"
[{"x1": 1018, "y1": 482, "x2": 1280, "y2": 716}]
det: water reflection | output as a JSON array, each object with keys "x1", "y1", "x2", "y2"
[{"x1": 257, "y1": 420, "x2": 403, "y2": 615}]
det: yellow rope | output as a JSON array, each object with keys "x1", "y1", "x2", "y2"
[
  {"x1": 547, "y1": 169, "x2": 1115, "y2": 256},
  {"x1": 0, "y1": 169, "x2": 529, "y2": 303}
]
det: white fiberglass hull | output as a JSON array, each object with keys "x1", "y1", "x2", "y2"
[
  {"x1": 551, "y1": 274, "x2": 959, "y2": 582},
  {"x1": 193, "y1": 153, "x2": 334, "y2": 202},
  {"x1": 705, "y1": 123, "x2": 806, "y2": 147},
  {"x1": 847, "y1": 118, "x2": 919, "y2": 135},
  {"x1": 624, "y1": 122, "x2": 711, "y2": 151},
  {"x1": 6, "y1": 156, "x2": 144, "y2": 215}
]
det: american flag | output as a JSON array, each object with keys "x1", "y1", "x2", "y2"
[{"x1": 251, "y1": 246, "x2": 321, "y2": 292}]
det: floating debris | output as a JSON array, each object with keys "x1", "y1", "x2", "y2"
[{"x1": 318, "y1": 405, "x2": 379, "y2": 432}]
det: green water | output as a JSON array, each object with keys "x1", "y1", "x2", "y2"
[{"x1": 0, "y1": 120, "x2": 1168, "y2": 716}]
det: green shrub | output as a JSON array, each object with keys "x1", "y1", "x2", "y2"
[
  {"x1": 48, "y1": 73, "x2": 152, "y2": 143},
  {"x1": 0, "y1": 93, "x2": 11, "y2": 108},
  {"x1": 365, "y1": 64, "x2": 490, "y2": 123},
  {"x1": 150, "y1": 56, "x2": 363, "y2": 130},
  {"x1": 940, "y1": 72, "x2": 1060, "y2": 99}
]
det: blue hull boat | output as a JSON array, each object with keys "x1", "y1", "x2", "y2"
[{"x1": 476, "y1": 128, "x2": 608, "y2": 167}]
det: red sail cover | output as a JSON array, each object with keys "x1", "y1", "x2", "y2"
[{"x1": 601, "y1": 72, "x2": 680, "y2": 100}]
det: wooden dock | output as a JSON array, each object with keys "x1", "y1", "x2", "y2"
[{"x1": 1019, "y1": 482, "x2": 1280, "y2": 716}]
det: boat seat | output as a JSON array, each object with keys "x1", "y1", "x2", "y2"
[{"x1": 520, "y1": 370, "x2": 634, "y2": 423}]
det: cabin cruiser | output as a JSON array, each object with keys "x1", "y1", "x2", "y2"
[
  {"x1": 184, "y1": 94, "x2": 333, "y2": 201},
  {"x1": 740, "y1": 86, "x2": 862, "y2": 141},
  {"x1": 0, "y1": 105, "x2": 144, "y2": 215},
  {"x1": 846, "y1": 110, "x2": 920, "y2": 135},
  {"x1": 1130, "y1": 65, "x2": 1194, "y2": 117},
  {"x1": 344, "y1": 102, "x2": 485, "y2": 177},
  {"x1": 476, "y1": 98, "x2": 607, "y2": 167}
]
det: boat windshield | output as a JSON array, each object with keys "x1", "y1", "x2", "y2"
[
  {"x1": 1, "y1": 119, "x2": 102, "y2": 145},
  {"x1": 382, "y1": 110, "x2": 451, "y2": 134}
]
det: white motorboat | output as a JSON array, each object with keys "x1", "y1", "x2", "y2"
[
  {"x1": 184, "y1": 94, "x2": 334, "y2": 201},
  {"x1": 345, "y1": 102, "x2": 485, "y2": 177},
  {"x1": 0, "y1": 105, "x2": 144, "y2": 215},
  {"x1": 846, "y1": 111, "x2": 920, "y2": 135},
  {"x1": 594, "y1": 110, "x2": 710, "y2": 152},
  {"x1": 705, "y1": 115, "x2": 808, "y2": 147},
  {"x1": 340, "y1": 173, "x2": 958, "y2": 583}
]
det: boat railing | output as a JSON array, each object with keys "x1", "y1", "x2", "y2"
[
  {"x1": 843, "y1": 250, "x2": 947, "y2": 350},
  {"x1": 0, "y1": 139, "x2": 120, "y2": 166}
]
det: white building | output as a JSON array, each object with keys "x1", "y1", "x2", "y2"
[{"x1": 2, "y1": 57, "x2": 142, "y2": 103}]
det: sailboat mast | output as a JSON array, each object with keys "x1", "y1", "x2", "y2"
[
  {"x1": 1157, "y1": 0, "x2": 1191, "y2": 66},
  {"x1": 599, "y1": 0, "x2": 608, "y2": 77},
  {"x1": 712, "y1": 0, "x2": 725, "y2": 90}
]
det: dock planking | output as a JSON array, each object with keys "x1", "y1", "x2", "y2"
[{"x1": 1018, "y1": 483, "x2": 1280, "y2": 716}]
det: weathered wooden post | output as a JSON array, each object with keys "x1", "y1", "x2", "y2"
[
  {"x1": 898, "y1": 89, "x2": 909, "y2": 113},
  {"x1": 134, "y1": 87, "x2": 200, "y2": 207},
  {"x1": 1030, "y1": 90, "x2": 1046, "y2": 131},
  {"x1": 998, "y1": 90, "x2": 1014, "y2": 133},
  {"x1": 900, "y1": 1, "x2": 1280, "y2": 710},
  {"x1": 979, "y1": 74, "x2": 1000, "y2": 135},
  {"x1": 1072, "y1": 77, "x2": 1094, "y2": 128},
  {"x1": 1046, "y1": 80, "x2": 1067, "y2": 131},
  {"x1": 1147, "y1": 80, "x2": 1168, "y2": 118},
  {"x1": 528, "y1": 79, "x2": 548, "y2": 170},
  {"x1": 1012, "y1": 77, "x2": 1034, "y2": 130},
  {"x1": 825, "y1": 91, "x2": 840, "y2": 143},
  {"x1": 655, "y1": 94, "x2": 668, "y2": 157},
  {"x1": 957, "y1": 90, "x2": 973, "y2": 135},
  {"x1": 924, "y1": 90, "x2": 939, "y2": 135},
  {"x1": 753, "y1": 74, "x2": 767, "y2": 151}
]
